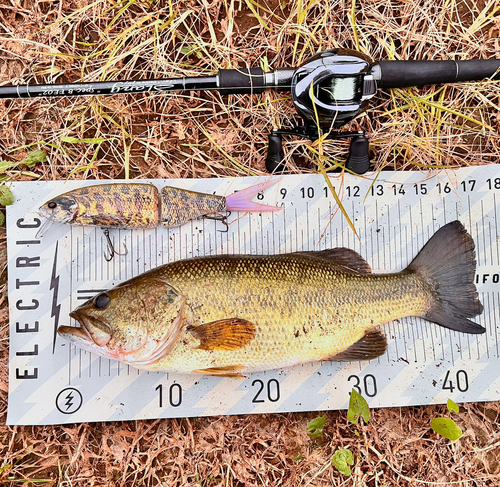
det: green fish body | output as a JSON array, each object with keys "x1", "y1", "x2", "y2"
[{"x1": 59, "y1": 221, "x2": 485, "y2": 377}]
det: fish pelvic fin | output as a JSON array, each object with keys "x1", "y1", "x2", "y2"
[
  {"x1": 408, "y1": 220, "x2": 485, "y2": 334},
  {"x1": 189, "y1": 318, "x2": 257, "y2": 351},
  {"x1": 325, "y1": 330, "x2": 387, "y2": 362},
  {"x1": 225, "y1": 179, "x2": 282, "y2": 213},
  {"x1": 193, "y1": 365, "x2": 245, "y2": 378}
]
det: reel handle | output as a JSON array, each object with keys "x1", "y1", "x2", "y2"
[{"x1": 345, "y1": 135, "x2": 370, "y2": 174}]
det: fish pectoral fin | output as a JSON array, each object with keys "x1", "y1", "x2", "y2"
[
  {"x1": 325, "y1": 330, "x2": 387, "y2": 362},
  {"x1": 193, "y1": 365, "x2": 245, "y2": 378},
  {"x1": 189, "y1": 318, "x2": 257, "y2": 351},
  {"x1": 294, "y1": 248, "x2": 371, "y2": 274}
]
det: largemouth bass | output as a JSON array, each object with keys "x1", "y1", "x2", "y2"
[
  {"x1": 38, "y1": 179, "x2": 281, "y2": 231},
  {"x1": 59, "y1": 221, "x2": 485, "y2": 377}
]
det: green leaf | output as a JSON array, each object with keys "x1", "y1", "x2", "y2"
[
  {"x1": 347, "y1": 389, "x2": 370, "y2": 424},
  {"x1": 22, "y1": 150, "x2": 47, "y2": 168},
  {"x1": 431, "y1": 418, "x2": 463, "y2": 441},
  {"x1": 0, "y1": 211, "x2": 5, "y2": 226},
  {"x1": 0, "y1": 160, "x2": 18, "y2": 172},
  {"x1": 332, "y1": 449, "x2": 354, "y2": 476},
  {"x1": 0, "y1": 185, "x2": 14, "y2": 206},
  {"x1": 61, "y1": 136, "x2": 104, "y2": 144},
  {"x1": 447, "y1": 399, "x2": 460, "y2": 414},
  {"x1": 0, "y1": 150, "x2": 46, "y2": 172},
  {"x1": 306, "y1": 415, "x2": 326, "y2": 438}
]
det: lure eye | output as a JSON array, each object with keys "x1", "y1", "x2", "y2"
[
  {"x1": 47, "y1": 201, "x2": 57, "y2": 209},
  {"x1": 93, "y1": 292, "x2": 110, "y2": 309}
]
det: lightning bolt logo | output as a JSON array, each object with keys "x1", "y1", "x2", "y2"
[
  {"x1": 64, "y1": 391, "x2": 74, "y2": 411},
  {"x1": 51, "y1": 241, "x2": 61, "y2": 353},
  {"x1": 56, "y1": 388, "x2": 83, "y2": 414}
]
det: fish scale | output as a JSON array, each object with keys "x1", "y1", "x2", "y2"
[{"x1": 151, "y1": 255, "x2": 430, "y2": 374}]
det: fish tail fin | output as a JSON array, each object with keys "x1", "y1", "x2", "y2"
[
  {"x1": 225, "y1": 179, "x2": 283, "y2": 212},
  {"x1": 408, "y1": 220, "x2": 485, "y2": 334}
]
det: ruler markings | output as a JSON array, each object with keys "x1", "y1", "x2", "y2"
[
  {"x1": 82, "y1": 231, "x2": 86, "y2": 282},
  {"x1": 420, "y1": 319, "x2": 427, "y2": 363},
  {"x1": 495, "y1": 193, "x2": 499, "y2": 266},
  {"x1": 93, "y1": 228, "x2": 96, "y2": 282},
  {"x1": 386, "y1": 210, "x2": 392, "y2": 271},
  {"x1": 88, "y1": 349, "x2": 92, "y2": 379},
  {"x1": 76, "y1": 235, "x2": 80, "y2": 282},
  {"x1": 7, "y1": 172, "x2": 500, "y2": 424},
  {"x1": 78, "y1": 349, "x2": 82, "y2": 380},
  {"x1": 489, "y1": 219, "x2": 494, "y2": 268},
  {"x1": 375, "y1": 198, "x2": 380, "y2": 270},
  {"x1": 419, "y1": 197, "x2": 424, "y2": 248},
  {"x1": 486, "y1": 292, "x2": 492, "y2": 360}
]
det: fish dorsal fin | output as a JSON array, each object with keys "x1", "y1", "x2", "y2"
[
  {"x1": 189, "y1": 318, "x2": 257, "y2": 351},
  {"x1": 193, "y1": 365, "x2": 245, "y2": 378},
  {"x1": 326, "y1": 330, "x2": 387, "y2": 361},
  {"x1": 293, "y1": 249, "x2": 371, "y2": 274}
]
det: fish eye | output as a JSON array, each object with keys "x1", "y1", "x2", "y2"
[
  {"x1": 93, "y1": 292, "x2": 110, "y2": 309},
  {"x1": 47, "y1": 201, "x2": 57, "y2": 209}
]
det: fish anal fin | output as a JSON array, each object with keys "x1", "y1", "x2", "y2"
[
  {"x1": 325, "y1": 330, "x2": 387, "y2": 362},
  {"x1": 189, "y1": 318, "x2": 257, "y2": 351},
  {"x1": 193, "y1": 365, "x2": 245, "y2": 378},
  {"x1": 294, "y1": 249, "x2": 371, "y2": 274}
]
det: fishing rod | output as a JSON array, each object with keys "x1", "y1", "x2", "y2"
[{"x1": 2, "y1": 49, "x2": 500, "y2": 174}]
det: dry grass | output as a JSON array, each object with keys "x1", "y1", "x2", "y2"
[{"x1": 1, "y1": 0, "x2": 500, "y2": 485}]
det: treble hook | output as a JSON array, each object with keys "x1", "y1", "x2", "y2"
[
  {"x1": 102, "y1": 228, "x2": 128, "y2": 261},
  {"x1": 204, "y1": 212, "x2": 231, "y2": 233}
]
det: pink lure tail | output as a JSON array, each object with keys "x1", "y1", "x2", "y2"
[{"x1": 225, "y1": 179, "x2": 283, "y2": 212}]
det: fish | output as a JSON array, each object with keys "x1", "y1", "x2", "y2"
[
  {"x1": 38, "y1": 179, "x2": 282, "y2": 232},
  {"x1": 58, "y1": 221, "x2": 485, "y2": 377}
]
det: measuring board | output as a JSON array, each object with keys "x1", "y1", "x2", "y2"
[{"x1": 6, "y1": 167, "x2": 500, "y2": 425}]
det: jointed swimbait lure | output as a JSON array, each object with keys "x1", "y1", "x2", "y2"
[{"x1": 38, "y1": 179, "x2": 282, "y2": 258}]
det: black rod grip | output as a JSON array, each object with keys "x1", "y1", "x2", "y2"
[
  {"x1": 377, "y1": 59, "x2": 500, "y2": 89},
  {"x1": 218, "y1": 68, "x2": 266, "y2": 94}
]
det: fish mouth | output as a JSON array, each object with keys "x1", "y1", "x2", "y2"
[
  {"x1": 61, "y1": 310, "x2": 112, "y2": 347},
  {"x1": 57, "y1": 323, "x2": 93, "y2": 342}
]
